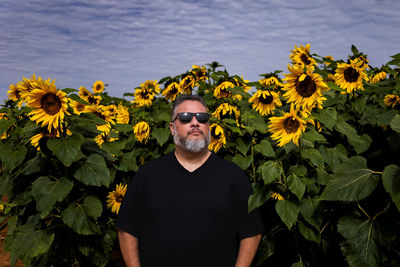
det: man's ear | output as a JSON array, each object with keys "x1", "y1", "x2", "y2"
[{"x1": 169, "y1": 122, "x2": 174, "y2": 136}]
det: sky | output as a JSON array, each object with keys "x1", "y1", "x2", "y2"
[{"x1": 1, "y1": 0, "x2": 400, "y2": 102}]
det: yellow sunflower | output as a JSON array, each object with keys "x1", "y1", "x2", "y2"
[
  {"x1": 214, "y1": 81, "x2": 235, "y2": 99},
  {"x1": 334, "y1": 59, "x2": 368, "y2": 94},
  {"x1": 162, "y1": 82, "x2": 182, "y2": 101},
  {"x1": 27, "y1": 79, "x2": 70, "y2": 132},
  {"x1": 103, "y1": 104, "x2": 118, "y2": 119},
  {"x1": 0, "y1": 113, "x2": 8, "y2": 139},
  {"x1": 86, "y1": 105, "x2": 115, "y2": 134},
  {"x1": 17, "y1": 74, "x2": 43, "y2": 103},
  {"x1": 323, "y1": 55, "x2": 334, "y2": 66},
  {"x1": 7, "y1": 83, "x2": 24, "y2": 106},
  {"x1": 30, "y1": 128, "x2": 72, "y2": 150},
  {"x1": 234, "y1": 76, "x2": 252, "y2": 92},
  {"x1": 133, "y1": 121, "x2": 150, "y2": 143},
  {"x1": 249, "y1": 90, "x2": 282, "y2": 116},
  {"x1": 384, "y1": 94, "x2": 399, "y2": 108},
  {"x1": 282, "y1": 65, "x2": 328, "y2": 110},
  {"x1": 116, "y1": 103, "x2": 130, "y2": 124},
  {"x1": 208, "y1": 123, "x2": 226, "y2": 153},
  {"x1": 79, "y1": 86, "x2": 91, "y2": 100},
  {"x1": 289, "y1": 44, "x2": 317, "y2": 67},
  {"x1": 92, "y1": 80, "x2": 105, "y2": 94},
  {"x1": 95, "y1": 130, "x2": 118, "y2": 148},
  {"x1": 269, "y1": 104, "x2": 306, "y2": 147},
  {"x1": 369, "y1": 71, "x2": 387, "y2": 84},
  {"x1": 70, "y1": 99, "x2": 87, "y2": 115},
  {"x1": 259, "y1": 76, "x2": 283, "y2": 88},
  {"x1": 107, "y1": 183, "x2": 127, "y2": 214},
  {"x1": 191, "y1": 65, "x2": 208, "y2": 82},
  {"x1": 325, "y1": 73, "x2": 335, "y2": 83},
  {"x1": 179, "y1": 75, "x2": 196, "y2": 94},
  {"x1": 212, "y1": 103, "x2": 240, "y2": 125},
  {"x1": 133, "y1": 87, "x2": 154, "y2": 107},
  {"x1": 355, "y1": 55, "x2": 369, "y2": 70},
  {"x1": 271, "y1": 192, "x2": 285, "y2": 201},
  {"x1": 299, "y1": 109, "x2": 322, "y2": 132}
]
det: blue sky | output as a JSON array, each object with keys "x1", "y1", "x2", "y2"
[{"x1": 1, "y1": 0, "x2": 400, "y2": 101}]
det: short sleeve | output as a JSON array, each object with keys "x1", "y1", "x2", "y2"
[
  {"x1": 236, "y1": 172, "x2": 264, "y2": 240},
  {"x1": 116, "y1": 169, "x2": 146, "y2": 238}
]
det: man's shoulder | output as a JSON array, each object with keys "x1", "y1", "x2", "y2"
[{"x1": 210, "y1": 153, "x2": 245, "y2": 175}]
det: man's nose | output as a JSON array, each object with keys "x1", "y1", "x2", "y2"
[{"x1": 189, "y1": 115, "x2": 200, "y2": 126}]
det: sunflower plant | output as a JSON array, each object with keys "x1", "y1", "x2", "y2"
[{"x1": 1, "y1": 46, "x2": 400, "y2": 267}]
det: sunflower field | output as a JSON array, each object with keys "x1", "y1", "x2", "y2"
[{"x1": 1, "y1": 44, "x2": 400, "y2": 267}]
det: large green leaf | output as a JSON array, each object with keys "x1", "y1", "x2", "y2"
[
  {"x1": 335, "y1": 119, "x2": 371, "y2": 154},
  {"x1": 301, "y1": 148, "x2": 324, "y2": 167},
  {"x1": 236, "y1": 137, "x2": 251, "y2": 155},
  {"x1": 299, "y1": 221, "x2": 321, "y2": 244},
  {"x1": 31, "y1": 177, "x2": 73, "y2": 218},
  {"x1": 256, "y1": 236, "x2": 275, "y2": 265},
  {"x1": 152, "y1": 127, "x2": 170, "y2": 146},
  {"x1": 288, "y1": 174, "x2": 306, "y2": 200},
  {"x1": 300, "y1": 197, "x2": 322, "y2": 229},
  {"x1": 390, "y1": 114, "x2": 400, "y2": 133},
  {"x1": 0, "y1": 143, "x2": 27, "y2": 171},
  {"x1": 320, "y1": 156, "x2": 379, "y2": 201},
  {"x1": 61, "y1": 196, "x2": 102, "y2": 235},
  {"x1": 116, "y1": 150, "x2": 139, "y2": 172},
  {"x1": 0, "y1": 118, "x2": 15, "y2": 134},
  {"x1": 254, "y1": 140, "x2": 275, "y2": 157},
  {"x1": 302, "y1": 129, "x2": 327, "y2": 143},
  {"x1": 318, "y1": 145, "x2": 348, "y2": 172},
  {"x1": 258, "y1": 160, "x2": 282, "y2": 184},
  {"x1": 248, "y1": 183, "x2": 270, "y2": 212},
  {"x1": 275, "y1": 200, "x2": 299, "y2": 230},
  {"x1": 7, "y1": 225, "x2": 54, "y2": 266},
  {"x1": 47, "y1": 134, "x2": 84, "y2": 167},
  {"x1": 316, "y1": 107, "x2": 337, "y2": 130},
  {"x1": 74, "y1": 154, "x2": 110, "y2": 187},
  {"x1": 382, "y1": 164, "x2": 400, "y2": 212},
  {"x1": 232, "y1": 154, "x2": 252, "y2": 170},
  {"x1": 337, "y1": 216, "x2": 380, "y2": 267}
]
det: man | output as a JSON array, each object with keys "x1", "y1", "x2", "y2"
[{"x1": 117, "y1": 95, "x2": 263, "y2": 267}]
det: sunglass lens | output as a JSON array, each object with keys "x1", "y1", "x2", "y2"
[
  {"x1": 196, "y1": 113, "x2": 209, "y2": 123},
  {"x1": 179, "y1": 113, "x2": 193, "y2": 123}
]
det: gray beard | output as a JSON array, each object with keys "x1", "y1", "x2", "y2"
[{"x1": 173, "y1": 126, "x2": 210, "y2": 153}]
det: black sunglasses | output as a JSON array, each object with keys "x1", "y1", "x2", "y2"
[{"x1": 172, "y1": 112, "x2": 210, "y2": 124}]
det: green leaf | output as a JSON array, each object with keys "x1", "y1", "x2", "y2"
[
  {"x1": 390, "y1": 114, "x2": 400, "y2": 133},
  {"x1": 0, "y1": 143, "x2": 27, "y2": 171},
  {"x1": 0, "y1": 118, "x2": 15, "y2": 134},
  {"x1": 236, "y1": 137, "x2": 251, "y2": 155},
  {"x1": 288, "y1": 174, "x2": 306, "y2": 200},
  {"x1": 248, "y1": 183, "x2": 270, "y2": 212},
  {"x1": 116, "y1": 150, "x2": 139, "y2": 172},
  {"x1": 302, "y1": 129, "x2": 327, "y2": 143},
  {"x1": 152, "y1": 127, "x2": 170, "y2": 146},
  {"x1": 61, "y1": 196, "x2": 102, "y2": 235},
  {"x1": 275, "y1": 200, "x2": 299, "y2": 230},
  {"x1": 299, "y1": 221, "x2": 321, "y2": 244},
  {"x1": 232, "y1": 154, "x2": 252, "y2": 170},
  {"x1": 258, "y1": 161, "x2": 282, "y2": 184},
  {"x1": 382, "y1": 164, "x2": 400, "y2": 212},
  {"x1": 31, "y1": 177, "x2": 73, "y2": 218},
  {"x1": 21, "y1": 155, "x2": 42, "y2": 175},
  {"x1": 256, "y1": 236, "x2": 275, "y2": 265},
  {"x1": 74, "y1": 154, "x2": 110, "y2": 187},
  {"x1": 8, "y1": 226, "x2": 54, "y2": 266},
  {"x1": 318, "y1": 145, "x2": 348, "y2": 172},
  {"x1": 47, "y1": 134, "x2": 84, "y2": 167},
  {"x1": 289, "y1": 165, "x2": 307, "y2": 176},
  {"x1": 316, "y1": 107, "x2": 337, "y2": 130},
  {"x1": 254, "y1": 140, "x2": 275, "y2": 157},
  {"x1": 320, "y1": 156, "x2": 380, "y2": 201},
  {"x1": 353, "y1": 96, "x2": 367, "y2": 114},
  {"x1": 300, "y1": 197, "x2": 322, "y2": 229},
  {"x1": 301, "y1": 148, "x2": 324, "y2": 167},
  {"x1": 335, "y1": 119, "x2": 371, "y2": 153},
  {"x1": 337, "y1": 216, "x2": 380, "y2": 267},
  {"x1": 101, "y1": 139, "x2": 128, "y2": 155}
]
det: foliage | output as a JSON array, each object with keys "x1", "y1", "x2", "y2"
[{"x1": 1, "y1": 46, "x2": 400, "y2": 266}]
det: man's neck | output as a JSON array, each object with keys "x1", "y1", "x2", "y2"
[{"x1": 174, "y1": 146, "x2": 211, "y2": 172}]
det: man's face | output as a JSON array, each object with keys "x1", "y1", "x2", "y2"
[{"x1": 169, "y1": 100, "x2": 210, "y2": 153}]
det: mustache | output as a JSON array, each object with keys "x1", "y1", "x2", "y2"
[{"x1": 187, "y1": 128, "x2": 205, "y2": 136}]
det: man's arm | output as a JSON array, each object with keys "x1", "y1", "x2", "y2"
[
  {"x1": 118, "y1": 230, "x2": 141, "y2": 267},
  {"x1": 235, "y1": 234, "x2": 262, "y2": 267}
]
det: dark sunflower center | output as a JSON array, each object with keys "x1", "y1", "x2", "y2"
[
  {"x1": 88, "y1": 96, "x2": 98, "y2": 105},
  {"x1": 41, "y1": 93, "x2": 61, "y2": 115},
  {"x1": 300, "y1": 54, "x2": 311, "y2": 65},
  {"x1": 283, "y1": 116, "x2": 300, "y2": 134},
  {"x1": 211, "y1": 127, "x2": 221, "y2": 139},
  {"x1": 391, "y1": 97, "x2": 397, "y2": 102},
  {"x1": 141, "y1": 90, "x2": 150, "y2": 99},
  {"x1": 344, "y1": 67, "x2": 360, "y2": 82},
  {"x1": 95, "y1": 112, "x2": 106, "y2": 120},
  {"x1": 96, "y1": 84, "x2": 102, "y2": 91},
  {"x1": 170, "y1": 85, "x2": 178, "y2": 94},
  {"x1": 77, "y1": 103, "x2": 85, "y2": 111},
  {"x1": 116, "y1": 195, "x2": 123, "y2": 203},
  {"x1": 259, "y1": 94, "x2": 273, "y2": 104},
  {"x1": 295, "y1": 76, "x2": 316, "y2": 97}
]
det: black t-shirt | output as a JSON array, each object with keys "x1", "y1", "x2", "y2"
[{"x1": 116, "y1": 151, "x2": 264, "y2": 267}]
